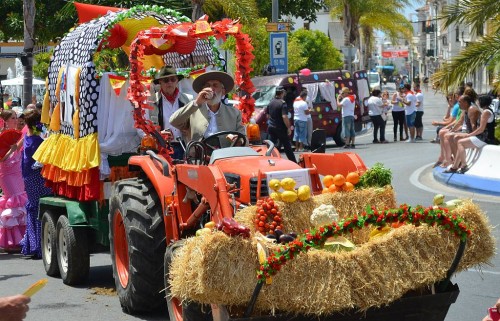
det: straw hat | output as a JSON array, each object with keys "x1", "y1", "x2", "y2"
[
  {"x1": 192, "y1": 71, "x2": 234, "y2": 93},
  {"x1": 341, "y1": 87, "x2": 351, "y2": 94},
  {"x1": 153, "y1": 66, "x2": 184, "y2": 84}
]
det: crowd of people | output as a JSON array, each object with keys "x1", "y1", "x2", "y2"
[
  {"x1": 365, "y1": 83, "x2": 424, "y2": 144},
  {"x1": 430, "y1": 83, "x2": 497, "y2": 173}
]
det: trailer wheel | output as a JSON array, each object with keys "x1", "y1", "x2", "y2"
[
  {"x1": 109, "y1": 177, "x2": 166, "y2": 314},
  {"x1": 165, "y1": 240, "x2": 212, "y2": 321},
  {"x1": 56, "y1": 215, "x2": 89, "y2": 285},
  {"x1": 41, "y1": 211, "x2": 59, "y2": 277}
]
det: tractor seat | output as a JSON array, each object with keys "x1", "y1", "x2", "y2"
[{"x1": 209, "y1": 147, "x2": 260, "y2": 164}]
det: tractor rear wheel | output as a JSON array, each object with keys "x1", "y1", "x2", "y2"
[
  {"x1": 109, "y1": 177, "x2": 166, "y2": 314},
  {"x1": 41, "y1": 211, "x2": 59, "y2": 277},
  {"x1": 164, "y1": 240, "x2": 213, "y2": 321},
  {"x1": 56, "y1": 215, "x2": 89, "y2": 285}
]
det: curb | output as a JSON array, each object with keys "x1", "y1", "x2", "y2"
[{"x1": 433, "y1": 167, "x2": 500, "y2": 196}]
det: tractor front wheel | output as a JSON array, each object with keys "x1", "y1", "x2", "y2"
[
  {"x1": 164, "y1": 240, "x2": 213, "y2": 321},
  {"x1": 109, "y1": 177, "x2": 166, "y2": 314}
]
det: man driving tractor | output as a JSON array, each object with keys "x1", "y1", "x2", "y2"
[{"x1": 169, "y1": 70, "x2": 246, "y2": 148}]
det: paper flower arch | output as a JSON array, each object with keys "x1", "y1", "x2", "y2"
[{"x1": 127, "y1": 16, "x2": 256, "y2": 163}]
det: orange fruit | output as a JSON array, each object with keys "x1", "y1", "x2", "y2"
[
  {"x1": 346, "y1": 172, "x2": 360, "y2": 185},
  {"x1": 333, "y1": 174, "x2": 346, "y2": 187},
  {"x1": 322, "y1": 187, "x2": 329, "y2": 194},
  {"x1": 328, "y1": 184, "x2": 341, "y2": 193},
  {"x1": 322, "y1": 175, "x2": 334, "y2": 188},
  {"x1": 343, "y1": 182, "x2": 354, "y2": 192}
]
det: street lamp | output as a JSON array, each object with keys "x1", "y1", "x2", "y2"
[{"x1": 433, "y1": 0, "x2": 439, "y2": 71}]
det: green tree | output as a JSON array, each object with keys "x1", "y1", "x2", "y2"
[
  {"x1": 33, "y1": 51, "x2": 51, "y2": 80},
  {"x1": 220, "y1": 18, "x2": 269, "y2": 76},
  {"x1": 255, "y1": 0, "x2": 327, "y2": 23},
  {"x1": 289, "y1": 28, "x2": 343, "y2": 71},
  {"x1": 432, "y1": 0, "x2": 500, "y2": 92}
]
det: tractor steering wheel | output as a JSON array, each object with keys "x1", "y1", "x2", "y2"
[{"x1": 201, "y1": 131, "x2": 248, "y2": 153}]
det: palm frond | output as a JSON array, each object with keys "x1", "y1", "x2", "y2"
[
  {"x1": 431, "y1": 33, "x2": 500, "y2": 92},
  {"x1": 204, "y1": 0, "x2": 258, "y2": 24},
  {"x1": 441, "y1": 0, "x2": 500, "y2": 34}
]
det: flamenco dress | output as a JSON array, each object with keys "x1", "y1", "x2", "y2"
[
  {"x1": 20, "y1": 134, "x2": 52, "y2": 258},
  {"x1": 0, "y1": 149, "x2": 28, "y2": 251}
]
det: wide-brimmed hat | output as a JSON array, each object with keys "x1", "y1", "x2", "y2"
[
  {"x1": 192, "y1": 71, "x2": 234, "y2": 93},
  {"x1": 154, "y1": 66, "x2": 184, "y2": 84}
]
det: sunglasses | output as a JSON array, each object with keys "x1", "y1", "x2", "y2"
[{"x1": 160, "y1": 77, "x2": 178, "y2": 83}]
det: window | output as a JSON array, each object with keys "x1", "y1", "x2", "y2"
[{"x1": 455, "y1": 27, "x2": 459, "y2": 42}]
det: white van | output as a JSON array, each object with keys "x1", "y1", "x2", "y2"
[{"x1": 367, "y1": 72, "x2": 381, "y2": 91}]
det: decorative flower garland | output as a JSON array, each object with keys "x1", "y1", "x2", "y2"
[
  {"x1": 128, "y1": 17, "x2": 256, "y2": 162},
  {"x1": 93, "y1": 6, "x2": 223, "y2": 78},
  {"x1": 256, "y1": 204, "x2": 471, "y2": 282}
]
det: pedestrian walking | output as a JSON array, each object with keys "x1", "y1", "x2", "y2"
[
  {"x1": 414, "y1": 84, "x2": 424, "y2": 140},
  {"x1": 19, "y1": 109, "x2": 52, "y2": 259},
  {"x1": 265, "y1": 87, "x2": 296, "y2": 162},
  {"x1": 336, "y1": 87, "x2": 356, "y2": 148},
  {"x1": 292, "y1": 90, "x2": 310, "y2": 152},
  {"x1": 0, "y1": 110, "x2": 27, "y2": 253},
  {"x1": 367, "y1": 89, "x2": 389, "y2": 144},
  {"x1": 391, "y1": 87, "x2": 407, "y2": 141}
]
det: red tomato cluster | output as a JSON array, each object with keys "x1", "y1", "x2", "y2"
[{"x1": 255, "y1": 197, "x2": 283, "y2": 234}]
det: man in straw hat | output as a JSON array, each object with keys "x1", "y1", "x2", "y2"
[
  {"x1": 169, "y1": 70, "x2": 245, "y2": 147},
  {"x1": 149, "y1": 65, "x2": 192, "y2": 158}
]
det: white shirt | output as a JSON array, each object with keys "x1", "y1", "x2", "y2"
[
  {"x1": 415, "y1": 92, "x2": 424, "y2": 112},
  {"x1": 404, "y1": 92, "x2": 417, "y2": 115},
  {"x1": 161, "y1": 92, "x2": 182, "y2": 138},
  {"x1": 293, "y1": 98, "x2": 309, "y2": 122},
  {"x1": 340, "y1": 97, "x2": 355, "y2": 117},
  {"x1": 367, "y1": 96, "x2": 383, "y2": 116},
  {"x1": 204, "y1": 108, "x2": 219, "y2": 137}
]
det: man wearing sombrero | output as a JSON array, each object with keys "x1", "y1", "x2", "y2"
[
  {"x1": 149, "y1": 66, "x2": 192, "y2": 158},
  {"x1": 169, "y1": 70, "x2": 245, "y2": 146}
]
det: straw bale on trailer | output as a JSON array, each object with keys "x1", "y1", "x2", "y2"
[
  {"x1": 169, "y1": 200, "x2": 495, "y2": 316},
  {"x1": 235, "y1": 186, "x2": 396, "y2": 235}
]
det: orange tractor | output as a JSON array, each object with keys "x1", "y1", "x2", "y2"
[
  {"x1": 110, "y1": 136, "x2": 366, "y2": 318},
  {"x1": 36, "y1": 5, "x2": 367, "y2": 319}
]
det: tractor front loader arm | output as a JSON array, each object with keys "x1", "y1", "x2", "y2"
[{"x1": 174, "y1": 164, "x2": 235, "y2": 226}]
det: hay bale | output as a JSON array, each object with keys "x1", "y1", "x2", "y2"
[
  {"x1": 235, "y1": 186, "x2": 396, "y2": 236},
  {"x1": 169, "y1": 200, "x2": 495, "y2": 316}
]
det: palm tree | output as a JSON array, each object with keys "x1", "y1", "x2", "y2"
[
  {"x1": 23, "y1": 0, "x2": 35, "y2": 108},
  {"x1": 191, "y1": 0, "x2": 258, "y2": 23},
  {"x1": 359, "y1": 2, "x2": 413, "y2": 70},
  {"x1": 431, "y1": 0, "x2": 500, "y2": 92},
  {"x1": 329, "y1": 0, "x2": 413, "y2": 47}
]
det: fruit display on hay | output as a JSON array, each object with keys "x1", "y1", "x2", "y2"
[
  {"x1": 235, "y1": 185, "x2": 396, "y2": 238},
  {"x1": 168, "y1": 200, "x2": 495, "y2": 316}
]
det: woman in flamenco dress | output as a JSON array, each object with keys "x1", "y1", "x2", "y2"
[
  {"x1": 19, "y1": 109, "x2": 52, "y2": 258},
  {"x1": 0, "y1": 110, "x2": 27, "y2": 252}
]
